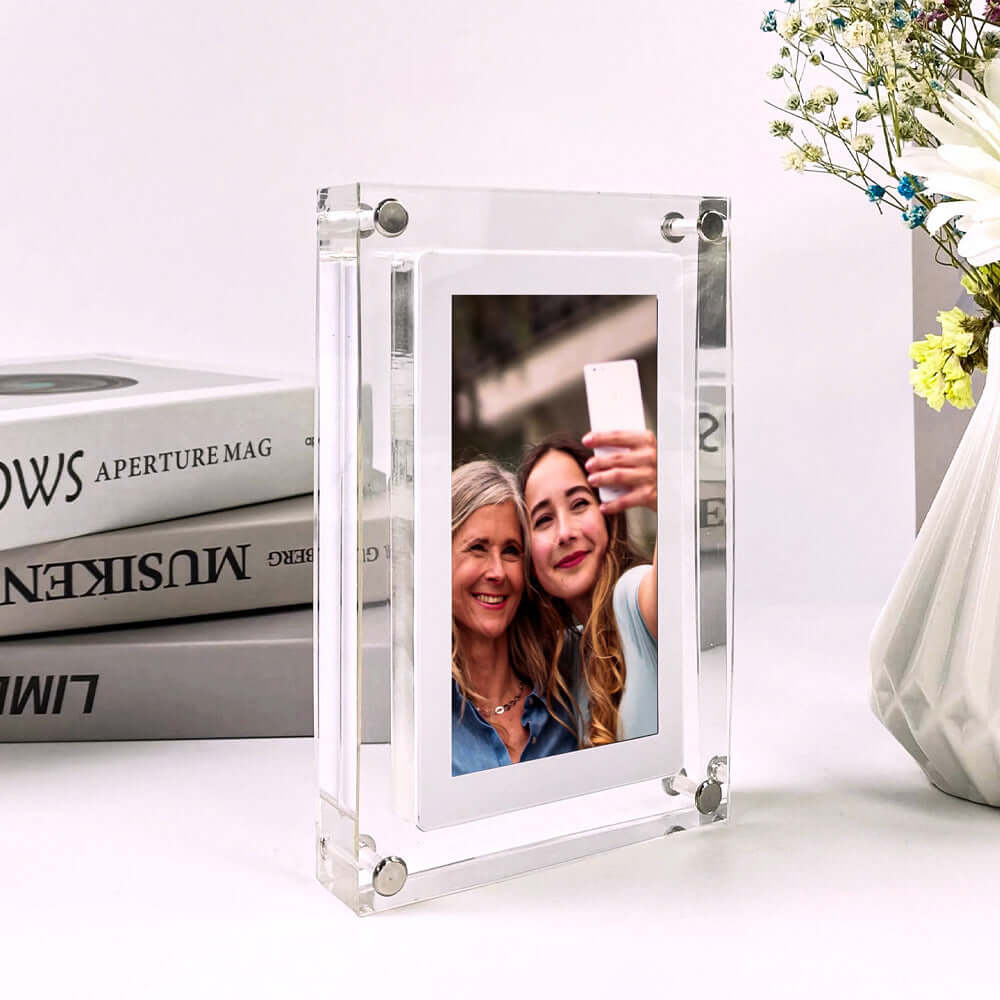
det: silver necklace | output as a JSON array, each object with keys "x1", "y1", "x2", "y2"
[{"x1": 479, "y1": 681, "x2": 525, "y2": 716}]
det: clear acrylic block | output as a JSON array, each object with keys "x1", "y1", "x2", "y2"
[{"x1": 315, "y1": 183, "x2": 732, "y2": 913}]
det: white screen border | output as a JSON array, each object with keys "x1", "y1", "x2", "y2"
[{"x1": 407, "y1": 250, "x2": 693, "y2": 830}]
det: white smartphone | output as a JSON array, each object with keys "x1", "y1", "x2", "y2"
[{"x1": 583, "y1": 359, "x2": 647, "y2": 503}]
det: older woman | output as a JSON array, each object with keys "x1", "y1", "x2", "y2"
[
  {"x1": 451, "y1": 460, "x2": 578, "y2": 776},
  {"x1": 518, "y1": 431, "x2": 658, "y2": 746}
]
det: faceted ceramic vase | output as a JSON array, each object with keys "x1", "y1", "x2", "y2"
[{"x1": 870, "y1": 354, "x2": 1000, "y2": 806}]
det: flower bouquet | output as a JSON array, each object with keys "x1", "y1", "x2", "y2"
[{"x1": 762, "y1": 0, "x2": 1000, "y2": 409}]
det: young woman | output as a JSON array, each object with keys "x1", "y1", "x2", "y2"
[
  {"x1": 451, "y1": 460, "x2": 578, "y2": 776},
  {"x1": 518, "y1": 430, "x2": 658, "y2": 746}
]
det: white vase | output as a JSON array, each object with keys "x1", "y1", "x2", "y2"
[{"x1": 870, "y1": 351, "x2": 1000, "y2": 806}]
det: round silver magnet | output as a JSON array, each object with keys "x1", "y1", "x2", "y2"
[
  {"x1": 371, "y1": 856, "x2": 409, "y2": 897},
  {"x1": 698, "y1": 210, "x2": 727, "y2": 244},
  {"x1": 694, "y1": 778, "x2": 723, "y2": 816},
  {"x1": 374, "y1": 198, "x2": 409, "y2": 237}
]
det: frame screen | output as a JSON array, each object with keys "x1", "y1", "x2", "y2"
[{"x1": 408, "y1": 251, "x2": 691, "y2": 829}]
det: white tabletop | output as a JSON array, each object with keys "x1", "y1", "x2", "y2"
[{"x1": 3, "y1": 603, "x2": 997, "y2": 999}]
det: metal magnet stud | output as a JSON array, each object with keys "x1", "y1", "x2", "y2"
[
  {"x1": 660, "y1": 210, "x2": 728, "y2": 245},
  {"x1": 662, "y1": 767, "x2": 724, "y2": 816},
  {"x1": 373, "y1": 198, "x2": 409, "y2": 238},
  {"x1": 707, "y1": 754, "x2": 729, "y2": 783},
  {"x1": 371, "y1": 856, "x2": 409, "y2": 897},
  {"x1": 660, "y1": 212, "x2": 688, "y2": 243},
  {"x1": 359, "y1": 834, "x2": 408, "y2": 897},
  {"x1": 698, "y1": 210, "x2": 727, "y2": 244}
]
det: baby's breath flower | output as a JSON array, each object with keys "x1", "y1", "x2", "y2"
[
  {"x1": 803, "y1": 143, "x2": 824, "y2": 161},
  {"x1": 874, "y1": 39, "x2": 897, "y2": 68},
  {"x1": 837, "y1": 115, "x2": 853, "y2": 130},
  {"x1": 779, "y1": 45, "x2": 792, "y2": 56},
  {"x1": 852, "y1": 133, "x2": 875, "y2": 154},
  {"x1": 808, "y1": 84, "x2": 839, "y2": 106},
  {"x1": 783, "y1": 149, "x2": 808, "y2": 170},
  {"x1": 786, "y1": 94, "x2": 802, "y2": 110},
  {"x1": 809, "y1": 51, "x2": 823, "y2": 64},
  {"x1": 768, "y1": 64, "x2": 786, "y2": 78},
  {"x1": 842, "y1": 20, "x2": 875, "y2": 46},
  {"x1": 770, "y1": 120, "x2": 794, "y2": 137},
  {"x1": 856, "y1": 102, "x2": 879, "y2": 121},
  {"x1": 778, "y1": 13, "x2": 803, "y2": 37}
]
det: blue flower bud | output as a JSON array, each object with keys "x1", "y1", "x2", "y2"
[{"x1": 902, "y1": 204, "x2": 928, "y2": 229}]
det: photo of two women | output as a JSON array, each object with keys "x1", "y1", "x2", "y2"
[{"x1": 452, "y1": 295, "x2": 660, "y2": 777}]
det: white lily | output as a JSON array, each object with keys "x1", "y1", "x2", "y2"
[{"x1": 897, "y1": 59, "x2": 1000, "y2": 266}]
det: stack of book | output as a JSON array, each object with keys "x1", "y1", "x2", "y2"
[{"x1": 0, "y1": 355, "x2": 328, "y2": 741}]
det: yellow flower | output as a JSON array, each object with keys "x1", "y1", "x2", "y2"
[
  {"x1": 941, "y1": 327, "x2": 975, "y2": 357},
  {"x1": 910, "y1": 366, "x2": 946, "y2": 410},
  {"x1": 924, "y1": 346, "x2": 948, "y2": 371},
  {"x1": 910, "y1": 317, "x2": 979, "y2": 410},
  {"x1": 910, "y1": 333, "x2": 942, "y2": 363},
  {"x1": 946, "y1": 373, "x2": 976, "y2": 408},
  {"x1": 937, "y1": 307, "x2": 975, "y2": 356},
  {"x1": 941, "y1": 353, "x2": 966, "y2": 381}
]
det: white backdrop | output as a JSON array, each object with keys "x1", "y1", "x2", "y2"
[
  {"x1": 0, "y1": 0, "x2": 914, "y2": 606},
  {"x1": 6, "y1": 6, "x2": 981, "y2": 997}
]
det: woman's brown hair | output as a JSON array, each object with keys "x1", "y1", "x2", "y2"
[{"x1": 517, "y1": 434, "x2": 641, "y2": 747}]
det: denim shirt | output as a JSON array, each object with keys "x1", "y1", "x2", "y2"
[{"x1": 452, "y1": 680, "x2": 577, "y2": 776}]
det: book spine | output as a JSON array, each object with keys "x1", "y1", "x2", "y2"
[
  {"x1": 0, "y1": 619, "x2": 390, "y2": 742},
  {"x1": 0, "y1": 626, "x2": 315, "y2": 740},
  {"x1": 0, "y1": 509, "x2": 389, "y2": 637},
  {"x1": 0, "y1": 386, "x2": 314, "y2": 549}
]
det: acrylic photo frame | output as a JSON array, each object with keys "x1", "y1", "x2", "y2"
[{"x1": 315, "y1": 184, "x2": 733, "y2": 914}]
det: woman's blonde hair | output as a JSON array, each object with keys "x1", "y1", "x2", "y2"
[
  {"x1": 451, "y1": 461, "x2": 574, "y2": 730},
  {"x1": 517, "y1": 435, "x2": 641, "y2": 747}
]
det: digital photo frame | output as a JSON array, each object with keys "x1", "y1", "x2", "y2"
[{"x1": 315, "y1": 184, "x2": 732, "y2": 913}]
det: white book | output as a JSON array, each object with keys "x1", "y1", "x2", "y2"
[
  {"x1": 0, "y1": 607, "x2": 391, "y2": 742},
  {"x1": 0, "y1": 355, "x2": 314, "y2": 549},
  {"x1": 0, "y1": 495, "x2": 312, "y2": 636},
  {"x1": 0, "y1": 494, "x2": 390, "y2": 636}
]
